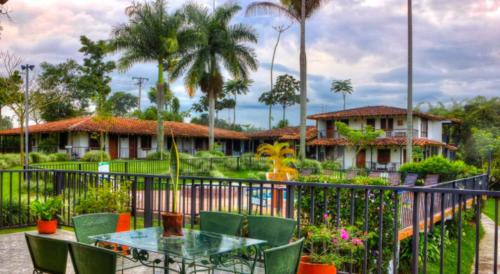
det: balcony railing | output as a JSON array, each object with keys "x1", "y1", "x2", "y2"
[
  {"x1": 0, "y1": 168, "x2": 497, "y2": 273},
  {"x1": 317, "y1": 129, "x2": 340, "y2": 139},
  {"x1": 383, "y1": 129, "x2": 419, "y2": 138}
]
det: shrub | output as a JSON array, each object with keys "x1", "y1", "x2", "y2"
[
  {"x1": 196, "y1": 150, "x2": 225, "y2": 158},
  {"x1": 321, "y1": 160, "x2": 342, "y2": 171},
  {"x1": 146, "y1": 151, "x2": 169, "y2": 160},
  {"x1": 246, "y1": 171, "x2": 267, "y2": 180},
  {"x1": 81, "y1": 150, "x2": 110, "y2": 162},
  {"x1": 179, "y1": 152, "x2": 194, "y2": 159},
  {"x1": 297, "y1": 159, "x2": 323, "y2": 174},
  {"x1": 29, "y1": 152, "x2": 50, "y2": 163},
  {"x1": 209, "y1": 169, "x2": 225, "y2": 178},
  {"x1": 399, "y1": 156, "x2": 479, "y2": 181},
  {"x1": 48, "y1": 153, "x2": 69, "y2": 162},
  {"x1": 37, "y1": 135, "x2": 58, "y2": 153}
]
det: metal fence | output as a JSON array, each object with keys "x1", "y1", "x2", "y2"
[{"x1": 0, "y1": 168, "x2": 497, "y2": 273}]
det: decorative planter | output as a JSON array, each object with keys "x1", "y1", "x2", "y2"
[
  {"x1": 116, "y1": 212, "x2": 131, "y2": 232},
  {"x1": 298, "y1": 256, "x2": 337, "y2": 274},
  {"x1": 37, "y1": 219, "x2": 57, "y2": 234},
  {"x1": 161, "y1": 212, "x2": 183, "y2": 237}
]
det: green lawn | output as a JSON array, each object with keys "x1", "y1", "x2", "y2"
[{"x1": 483, "y1": 198, "x2": 498, "y2": 223}]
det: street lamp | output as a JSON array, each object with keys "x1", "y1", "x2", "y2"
[{"x1": 21, "y1": 64, "x2": 34, "y2": 169}]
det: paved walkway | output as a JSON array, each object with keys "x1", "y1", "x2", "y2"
[
  {"x1": 474, "y1": 214, "x2": 500, "y2": 274},
  {"x1": 0, "y1": 229, "x2": 264, "y2": 274}
]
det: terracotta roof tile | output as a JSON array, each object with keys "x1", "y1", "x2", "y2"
[
  {"x1": 246, "y1": 126, "x2": 315, "y2": 139},
  {"x1": 279, "y1": 127, "x2": 317, "y2": 141},
  {"x1": 307, "y1": 105, "x2": 459, "y2": 122},
  {"x1": 0, "y1": 116, "x2": 248, "y2": 140}
]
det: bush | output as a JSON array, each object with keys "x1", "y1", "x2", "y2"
[
  {"x1": 81, "y1": 150, "x2": 110, "y2": 162},
  {"x1": 195, "y1": 150, "x2": 225, "y2": 158},
  {"x1": 179, "y1": 152, "x2": 194, "y2": 159},
  {"x1": 0, "y1": 153, "x2": 19, "y2": 169},
  {"x1": 29, "y1": 152, "x2": 50, "y2": 163},
  {"x1": 146, "y1": 151, "x2": 169, "y2": 160},
  {"x1": 321, "y1": 160, "x2": 342, "y2": 171},
  {"x1": 399, "y1": 156, "x2": 479, "y2": 181},
  {"x1": 48, "y1": 153, "x2": 69, "y2": 162},
  {"x1": 208, "y1": 169, "x2": 225, "y2": 178},
  {"x1": 246, "y1": 171, "x2": 267, "y2": 180},
  {"x1": 296, "y1": 159, "x2": 323, "y2": 174},
  {"x1": 37, "y1": 135, "x2": 58, "y2": 153}
]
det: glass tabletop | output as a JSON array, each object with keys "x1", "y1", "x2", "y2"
[{"x1": 89, "y1": 227, "x2": 266, "y2": 259}]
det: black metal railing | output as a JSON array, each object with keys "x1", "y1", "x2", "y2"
[{"x1": 0, "y1": 169, "x2": 497, "y2": 273}]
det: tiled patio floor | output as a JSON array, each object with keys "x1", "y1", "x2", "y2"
[{"x1": 0, "y1": 229, "x2": 264, "y2": 274}]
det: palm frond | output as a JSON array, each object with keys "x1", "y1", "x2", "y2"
[{"x1": 245, "y1": 1, "x2": 298, "y2": 20}]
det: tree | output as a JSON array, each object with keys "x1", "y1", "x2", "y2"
[
  {"x1": 112, "y1": 0, "x2": 184, "y2": 157},
  {"x1": 0, "y1": 0, "x2": 9, "y2": 40},
  {"x1": 171, "y1": 3, "x2": 257, "y2": 150},
  {"x1": 190, "y1": 114, "x2": 244, "y2": 132},
  {"x1": 258, "y1": 90, "x2": 278, "y2": 129},
  {"x1": 273, "y1": 74, "x2": 300, "y2": 122},
  {"x1": 107, "y1": 91, "x2": 138, "y2": 116},
  {"x1": 246, "y1": 0, "x2": 326, "y2": 159},
  {"x1": 335, "y1": 121, "x2": 383, "y2": 167},
  {"x1": 223, "y1": 78, "x2": 252, "y2": 125},
  {"x1": 331, "y1": 79, "x2": 353, "y2": 110},
  {"x1": 192, "y1": 92, "x2": 235, "y2": 120}
]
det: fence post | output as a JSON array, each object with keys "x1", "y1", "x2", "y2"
[
  {"x1": 237, "y1": 156, "x2": 240, "y2": 171},
  {"x1": 131, "y1": 178, "x2": 137, "y2": 229},
  {"x1": 53, "y1": 171, "x2": 64, "y2": 196},
  {"x1": 411, "y1": 191, "x2": 420, "y2": 274},
  {"x1": 285, "y1": 185, "x2": 294, "y2": 219},
  {"x1": 124, "y1": 162, "x2": 129, "y2": 174},
  {"x1": 143, "y1": 176, "x2": 153, "y2": 228},
  {"x1": 487, "y1": 150, "x2": 492, "y2": 184}
]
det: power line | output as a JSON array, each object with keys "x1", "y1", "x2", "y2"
[{"x1": 132, "y1": 77, "x2": 148, "y2": 111}]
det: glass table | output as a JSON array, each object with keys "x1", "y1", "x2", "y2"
[{"x1": 90, "y1": 227, "x2": 266, "y2": 274}]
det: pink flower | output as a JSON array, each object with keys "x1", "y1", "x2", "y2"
[
  {"x1": 340, "y1": 229, "x2": 349, "y2": 240},
  {"x1": 323, "y1": 213, "x2": 330, "y2": 220},
  {"x1": 331, "y1": 237, "x2": 338, "y2": 244},
  {"x1": 352, "y1": 238, "x2": 363, "y2": 246}
]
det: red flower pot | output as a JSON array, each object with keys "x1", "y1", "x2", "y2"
[
  {"x1": 298, "y1": 256, "x2": 337, "y2": 274},
  {"x1": 116, "y1": 212, "x2": 131, "y2": 232},
  {"x1": 37, "y1": 219, "x2": 57, "y2": 234},
  {"x1": 161, "y1": 212, "x2": 183, "y2": 237}
]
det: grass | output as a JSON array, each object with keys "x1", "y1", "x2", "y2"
[{"x1": 483, "y1": 198, "x2": 498, "y2": 223}]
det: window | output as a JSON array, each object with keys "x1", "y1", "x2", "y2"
[
  {"x1": 59, "y1": 133, "x2": 68, "y2": 149},
  {"x1": 366, "y1": 119, "x2": 375, "y2": 128},
  {"x1": 88, "y1": 134, "x2": 100, "y2": 149},
  {"x1": 381, "y1": 118, "x2": 394, "y2": 131},
  {"x1": 397, "y1": 119, "x2": 404, "y2": 126},
  {"x1": 421, "y1": 119, "x2": 428, "y2": 138},
  {"x1": 377, "y1": 149, "x2": 391, "y2": 164},
  {"x1": 140, "y1": 135, "x2": 152, "y2": 150}
]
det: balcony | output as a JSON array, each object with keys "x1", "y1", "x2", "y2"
[
  {"x1": 383, "y1": 129, "x2": 419, "y2": 138},
  {"x1": 317, "y1": 129, "x2": 340, "y2": 139}
]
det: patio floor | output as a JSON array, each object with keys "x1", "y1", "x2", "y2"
[{"x1": 0, "y1": 229, "x2": 264, "y2": 274}]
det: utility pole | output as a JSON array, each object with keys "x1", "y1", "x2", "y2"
[
  {"x1": 21, "y1": 64, "x2": 34, "y2": 169},
  {"x1": 406, "y1": 0, "x2": 414, "y2": 164},
  {"x1": 132, "y1": 77, "x2": 148, "y2": 112}
]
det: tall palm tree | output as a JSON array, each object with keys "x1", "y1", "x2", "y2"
[
  {"x1": 223, "y1": 78, "x2": 253, "y2": 125},
  {"x1": 172, "y1": 3, "x2": 257, "y2": 150},
  {"x1": 331, "y1": 79, "x2": 353, "y2": 110},
  {"x1": 407, "y1": 0, "x2": 413, "y2": 163},
  {"x1": 111, "y1": 0, "x2": 183, "y2": 157},
  {"x1": 246, "y1": 0, "x2": 325, "y2": 159}
]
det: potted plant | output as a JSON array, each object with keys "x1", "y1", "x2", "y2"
[
  {"x1": 30, "y1": 196, "x2": 63, "y2": 234},
  {"x1": 298, "y1": 215, "x2": 370, "y2": 274},
  {"x1": 256, "y1": 141, "x2": 298, "y2": 181},
  {"x1": 161, "y1": 134, "x2": 183, "y2": 237}
]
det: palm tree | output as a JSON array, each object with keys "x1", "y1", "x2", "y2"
[
  {"x1": 258, "y1": 90, "x2": 277, "y2": 128},
  {"x1": 111, "y1": 0, "x2": 184, "y2": 157},
  {"x1": 407, "y1": 0, "x2": 413, "y2": 163},
  {"x1": 223, "y1": 78, "x2": 253, "y2": 125},
  {"x1": 331, "y1": 79, "x2": 353, "y2": 110},
  {"x1": 246, "y1": 0, "x2": 325, "y2": 159},
  {"x1": 172, "y1": 3, "x2": 257, "y2": 150}
]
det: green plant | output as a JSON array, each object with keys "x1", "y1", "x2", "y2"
[
  {"x1": 170, "y1": 134, "x2": 180, "y2": 213},
  {"x1": 209, "y1": 169, "x2": 225, "y2": 178},
  {"x1": 321, "y1": 160, "x2": 342, "y2": 171},
  {"x1": 256, "y1": 142, "x2": 298, "y2": 180},
  {"x1": 48, "y1": 153, "x2": 70, "y2": 162},
  {"x1": 81, "y1": 150, "x2": 111, "y2": 162},
  {"x1": 29, "y1": 152, "x2": 50, "y2": 163},
  {"x1": 296, "y1": 159, "x2": 323, "y2": 174},
  {"x1": 399, "y1": 156, "x2": 479, "y2": 181},
  {"x1": 30, "y1": 196, "x2": 63, "y2": 221},
  {"x1": 37, "y1": 135, "x2": 58, "y2": 153},
  {"x1": 75, "y1": 181, "x2": 131, "y2": 214},
  {"x1": 303, "y1": 220, "x2": 370, "y2": 266},
  {"x1": 146, "y1": 151, "x2": 169, "y2": 160}
]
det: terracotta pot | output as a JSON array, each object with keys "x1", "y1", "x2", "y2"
[
  {"x1": 161, "y1": 212, "x2": 183, "y2": 237},
  {"x1": 298, "y1": 256, "x2": 337, "y2": 274},
  {"x1": 37, "y1": 219, "x2": 57, "y2": 234},
  {"x1": 116, "y1": 212, "x2": 131, "y2": 232}
]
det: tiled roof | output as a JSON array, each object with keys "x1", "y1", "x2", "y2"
[
  {"x1": 279, "y1": 127, "x2": 317, "y2": 141},
  {"x1": 246, "y1": 126, "x2": 314, "y2": 139},
  {"x1": 307, "y1": 105, "x2": 458, "y2": 122},
  {"x1": 0, "y1": 116, "x2": 248, "y2": 140},
  {"x1": 308, "y1": 137, "x2": 450, "y2": 147}
]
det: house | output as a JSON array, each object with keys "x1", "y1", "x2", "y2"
[
  {"x1": 306, "y1": 106, "x2": 460, "y2": 170},
  {"x1": 0, "y1": 116, "x2": 249, "y2": 159},
  {"x1": 246, "y1": 126, "x2": 317, "y2": 156}
]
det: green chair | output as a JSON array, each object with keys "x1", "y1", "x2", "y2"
[
  {"x1": 68, "y1": 242, "x2": 117, "y2": 274},
  {"x1": 263, "y1": 238, "x2": 304, "y2": 274},
  {"x1": 72, "y1": 213, "x2": 119, "y2": 244},
  {"x1": 25, "y1": 233, "x2": 69, "y2": 274},
  {"x1": 200, "y1": 211, "x2": 244, "y2": 236},
  {"x1": 247, "y1": 216, "x2": 297, "y2": 248}
]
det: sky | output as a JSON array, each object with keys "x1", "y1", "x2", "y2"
[{"x1": 1, "y1": 0, "x2": 500, "y2": 129}]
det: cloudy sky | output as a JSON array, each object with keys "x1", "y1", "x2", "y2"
[{"x1": 1, "y1": 0, "x2": 499, "y2": 128}]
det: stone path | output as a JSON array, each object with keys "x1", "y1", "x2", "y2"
[
  {"x1": 473, "y1": 214, "x2": 500, "y2": 274},
  {"x1": 0, "y1": 229, "x2": 264, "y2": 274}
]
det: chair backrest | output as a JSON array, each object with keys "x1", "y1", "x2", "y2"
[
  {"x1": 72, "y1": 213, "x2": 119, "y2": 244},
  {"x1": 424, "y1": 174, "x2": 439, "y2": 186},
  {"x1": 264, "y1": 238, "x2": 304, "y2": 274},
  {"x1": 199, "y1": 211, "x2": 244, "y2": 236},
  {"x1": 68, "y1": 242, "x2": 117, "y2": 274},
  {"x1": 403, "y1": 173, "x2": 418, "y2": 186},
  {"x1": 247, "y1": 215, "x2": 296, "y2": 247},
  {"x1": 25, "y1": 233, "x2": 69, "y2": 274}
]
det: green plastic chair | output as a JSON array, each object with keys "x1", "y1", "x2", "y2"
[
  {"x1": 247, "y1": 216, "x2": 297, "y2": 248},
  {"x1": 200, "y1": 211, "x2": 244, "y2": 236},
  {"x1": 68, "y1": 242, "x2": 117, "y2": 274},
  {"x1": 25, "y1": 233, "x2": 69, "y2": 274},
  {"x1": 263, "y1": 238, "x2": 304, "y2": 274},
  {"x1": 72, "y1": 213, "x2": 119, "y2": 244}
]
